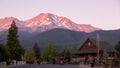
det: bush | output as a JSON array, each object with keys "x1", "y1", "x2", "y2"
[
  {"x1": 111, "y1": 59, "x2": 120, "y2": 67},
  {"x1": 103, "y1": 60, "x2": 110, "y2": 67},
  {"x1": 26, "y1": 61, "x2": 34, "y2": 64},
  {"x1": 72, "y1": 62, "x2": 80, "y2": 65}
]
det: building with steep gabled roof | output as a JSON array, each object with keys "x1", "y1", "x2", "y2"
[{"x1": 72, "y1": 38, "x2": 115, "y2": 63}]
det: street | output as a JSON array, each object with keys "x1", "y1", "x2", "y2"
[{"x1": 4, "y1": 64, "x2": 103, "y2": 68}]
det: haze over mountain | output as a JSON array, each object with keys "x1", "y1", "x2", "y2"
[{"x1": 0, "y1": 13, "x2": 101, "y2": 33}]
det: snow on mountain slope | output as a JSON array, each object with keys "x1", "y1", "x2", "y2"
[
  {"x1": 25, "y1": 13, "x2": 101, "y2": 32},
  {"x1": 0, "y1": 13, "x2": 101, "y2": 32},
  {"x1": 0, "y1": 17, "x2": 26, "y2": 31}
]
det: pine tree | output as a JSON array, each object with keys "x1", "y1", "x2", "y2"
[
  {"x1": 0, "y1": 43, "x2": 6, "y2": 61},
  {"x1": 33, "y1": 43, "x2": 41, "y2": 63},
  {"x1": 6, "y1": 20, "x2": 24, "y2": 61},
  {"x1": 115, "y1": 41, "x2": 120, "y2": 58},
  {"x1": 63, "y1": 46, "x2": 73, "y2": 63},
  {"x1": 0, "y1": 41, "x2": 10, "y2": 64}
]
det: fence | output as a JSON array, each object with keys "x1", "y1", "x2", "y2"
[
  {"x1": 0, "y1": 61, "x2": 6, "y2": 66},
  {"x1": 17, "y1": 61, "x2": 26, "y2": 65}
]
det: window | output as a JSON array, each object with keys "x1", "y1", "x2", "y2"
[{"x1": 88, "y1": 42, "x2": 91, "y2": 46}]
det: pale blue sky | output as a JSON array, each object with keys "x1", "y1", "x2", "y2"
[{"x1": 0, "y1": 0, "x2": 120, "y2": 30}]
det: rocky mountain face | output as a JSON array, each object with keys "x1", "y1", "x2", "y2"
[{"x1": 0, "y1": 13, "x2": 101, "y2": 33}]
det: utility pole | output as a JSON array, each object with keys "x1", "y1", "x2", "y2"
[{"x1": 96, "y1": 32, "x2": 100, "y2": 61}]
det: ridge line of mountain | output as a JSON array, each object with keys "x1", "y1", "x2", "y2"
[{"x1": 0, "y1": 13, "x2": 101, "y2": 33}]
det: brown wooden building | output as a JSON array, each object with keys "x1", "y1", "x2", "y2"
[{"x1": 72, "y1": 38, "x2": 115, "y2": 62}]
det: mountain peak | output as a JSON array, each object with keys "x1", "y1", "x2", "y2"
[
  {"x1": 0, "y1": 13, "x2": 101, "y2": 32},
  {"x1": 0, "y1": 17, "x2": 16, "y2": 31},
  {"x1": 25, "y1": 13, "x2": 101, "y2": 32}
]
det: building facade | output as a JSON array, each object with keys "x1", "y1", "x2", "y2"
[{"x1": 72, "y1": 38, "x2": 115, "y2": 63}]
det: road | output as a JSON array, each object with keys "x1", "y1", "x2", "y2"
[{"x1": 2, "y1": 64, "x2": 103, "y2": 68}]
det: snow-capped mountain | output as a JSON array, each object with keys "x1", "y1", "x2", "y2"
[
  {"x1": 0, "y1": 17, "x2": 27, "y2": 31},
  {"x1": 25, "y1": 13, "x2": 101, "y2": 32},
  {"x1": 0, "y1": 13, "x2": 101, "y2": 32}
]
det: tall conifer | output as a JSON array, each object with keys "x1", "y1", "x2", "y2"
[
  {"x1": 33, "y1": 43, "x2": 41, "y2": 63},
  {"x1": 115, "y1": 41, "x2": 120, "y2": 58},
  {"x1": 6, "y1": 20, "x2": 24, "y2": 61}
]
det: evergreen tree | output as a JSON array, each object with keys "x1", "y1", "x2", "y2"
[
  {"x1": 6, "y1": 20, "x2": 24, "y2": 61},
  {"x1": 0, "y1": 43, "x2": 6, "y2": 61},
  {"x1": 0, "y1": 42, "x2": 10, "y2": 64},
  {"x1": 33, "y1": 43, "x2": 41, "y2": 63},
  {"x1": 42, "y1": 43, "x2": 58, "y2": 63},
  {"x1": 63, "y1": 46, "x2": 73, "y2": 63},
  {"x1": 115, "y1": 41, "x2": 120, "y2": 58}
]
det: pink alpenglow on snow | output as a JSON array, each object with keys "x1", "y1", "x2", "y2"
[{"x1": 0, "y1": 13, "x2": 101, "y2": 32}]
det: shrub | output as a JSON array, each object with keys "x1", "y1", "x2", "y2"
[{"x1": 103, "y1": 60, "x2": 110, "y2": 67}]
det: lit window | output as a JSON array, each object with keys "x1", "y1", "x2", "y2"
[{"x1": 88, "y1": 42, "x2": 91, "y2": 46}]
